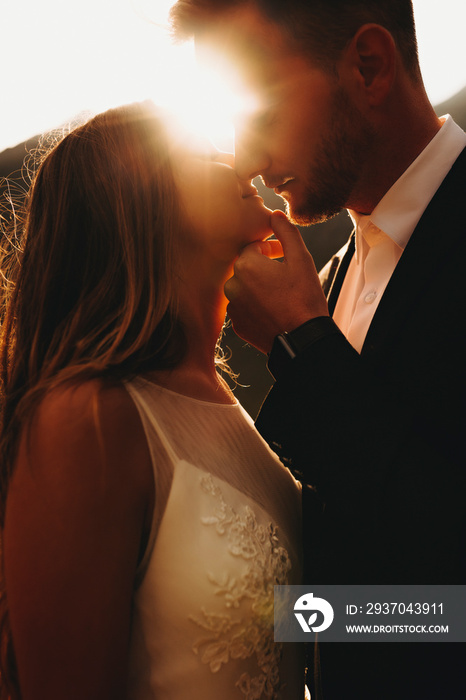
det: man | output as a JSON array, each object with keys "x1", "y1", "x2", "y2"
[{"x1": 171, "y1": 2, "x2": 466, "y2": 698}]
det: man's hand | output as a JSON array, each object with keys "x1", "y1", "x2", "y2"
[{"x1": 224, "y1": 210, "x2": 329, "y2": 353}]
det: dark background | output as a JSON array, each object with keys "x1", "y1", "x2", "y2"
[{"x1": 1, "y1": 86, "x2": 465, "y2": 417}]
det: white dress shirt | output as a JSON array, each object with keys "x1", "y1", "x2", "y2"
[{"x1": 333, "y1": 115, "x2": 466, "y2": 352}]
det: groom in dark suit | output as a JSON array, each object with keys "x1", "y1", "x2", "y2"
[{"x1": 171, "y1": 1, "x2": 466, "y2": 697}]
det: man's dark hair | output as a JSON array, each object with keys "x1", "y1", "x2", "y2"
[{"x1": 170, "y1": 0, "x2": 421, "y2": 80}]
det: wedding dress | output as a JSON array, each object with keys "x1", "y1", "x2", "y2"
[{"x1": 124, "y1": 377, "x2": 304, "y2": 699}]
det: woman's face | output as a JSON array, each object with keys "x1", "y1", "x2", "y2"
[{"x1": 171, "y1": 141, "x2": 273, "y2": 265}]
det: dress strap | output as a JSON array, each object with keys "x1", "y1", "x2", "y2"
[{"x1": 124, "y1": 380, "x2": 180, "y2": 466}]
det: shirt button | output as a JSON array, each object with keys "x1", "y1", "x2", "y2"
[{"x1": 364, "y1": 291, "x2": 377, "y2": 303}]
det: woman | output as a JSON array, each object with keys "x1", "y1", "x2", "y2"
[{"x1": 0, "y1": 102, "x2": 303, "y2": 699}]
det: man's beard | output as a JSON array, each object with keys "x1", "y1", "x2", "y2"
[{"x1": 287, "y1": 86, "x2": 376, "y2": 226}]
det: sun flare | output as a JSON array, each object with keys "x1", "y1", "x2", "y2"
[
  {"x1": 2, "y1": 0, "x2": 256, "y2": 154},
  {"x1": 152, "y1": 41, "x2": 257, "y2": 153},
  {"x1": 2, "y1": 0, "x2": 465, "y2": 155}
]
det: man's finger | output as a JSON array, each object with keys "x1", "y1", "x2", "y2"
[
  {"x1": 270, "y1": 209, "x2": 309, "y2": 262},
  {"x1": 224, "y1": 275, "x2": 235, "y2": 301},
  {"x1": 256, "y1": 239, "x2": 284, "y2": 259}
]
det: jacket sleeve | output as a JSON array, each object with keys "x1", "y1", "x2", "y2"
[{"x1": 255, "y1": 327, "x2": 466, "y2": 583}]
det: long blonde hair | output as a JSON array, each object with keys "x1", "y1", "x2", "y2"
[
  {"x1": 0, "y1": 101, "x2": 187, "y2": 504},
  {"x1": 0, "y1": 101, "x2": 187, "y2": 697}
]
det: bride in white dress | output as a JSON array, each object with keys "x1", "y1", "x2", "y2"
[{"x1": 0, "y1": 101, "x2": 303, "y2": 699}]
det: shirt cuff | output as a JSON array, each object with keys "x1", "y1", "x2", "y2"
[{"x1": 267, "y1": 316, "x2": 341, "y2": 380}]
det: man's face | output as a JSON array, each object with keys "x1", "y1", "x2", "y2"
[{"x1": 197, "y1": 4, "x2": 375, "y2": 224}]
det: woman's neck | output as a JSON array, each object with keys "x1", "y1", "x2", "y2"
[{"x1": 148, "y1": 263, "x2": 236, "y2": 404}]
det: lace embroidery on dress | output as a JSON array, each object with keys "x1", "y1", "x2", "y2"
[{"x1": 189, "y1": 474, "x2": 292, "y2": 700}]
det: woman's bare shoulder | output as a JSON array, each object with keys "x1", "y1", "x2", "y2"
[
  {"x1": 32, "y1": 378, "x2": 137, "y2": 437},
  {"x1": 29, "y1": 378, "x2": 143, "y2": 450},
  {"x1": 13, "y1": 377, "x2": 153, "y2": 516}
]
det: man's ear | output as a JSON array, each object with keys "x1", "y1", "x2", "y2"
[{"x1": 341, "y1": 23, "x2": 396, "y2": 106}]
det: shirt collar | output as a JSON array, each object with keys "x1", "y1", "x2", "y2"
[{"x1": 348, "y1": 115, "x2": 466, "y2": 253}]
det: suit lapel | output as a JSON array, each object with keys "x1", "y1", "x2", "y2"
[{"x1": 325, "y1": 232, "x2": 355, "y2": 315}]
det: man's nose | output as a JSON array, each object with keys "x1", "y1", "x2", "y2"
[
  {"x1": 234, "y1": 125, "x2": 271, "y2": 182},
  {"x1": 217, "y1": 151, "x2": 235, "y2": 169}
]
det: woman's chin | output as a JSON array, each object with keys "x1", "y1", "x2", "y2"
[{"x1": 249, "y1": 210, "x2": 276, "y2": 241}]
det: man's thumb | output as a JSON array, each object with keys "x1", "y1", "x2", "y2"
[{"x1": 270, "y1": 210, "x2": 308, "y2": 262}]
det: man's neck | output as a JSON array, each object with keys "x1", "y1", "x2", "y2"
[{"x1": 348, "y1": 88, "x2": 442, "y2": 215}]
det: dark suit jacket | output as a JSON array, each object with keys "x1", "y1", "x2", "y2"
[{"x1": 256, "y1": 147, "x2": 466, "y2": 699}]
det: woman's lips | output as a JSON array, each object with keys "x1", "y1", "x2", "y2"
[{"x1": 242, "y1": 186, "x2": 259, "y2": 198}]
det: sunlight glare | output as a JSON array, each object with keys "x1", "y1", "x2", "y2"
[
  {"x1": 2, "y1": 0, "x2": 256, "y2": 154},
  {"x1": 153, "y1": 42, "x2": 258, "y2": 153},
  {"x1": 2, "y1": 0, "x2": 464, "y2": 155}
]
